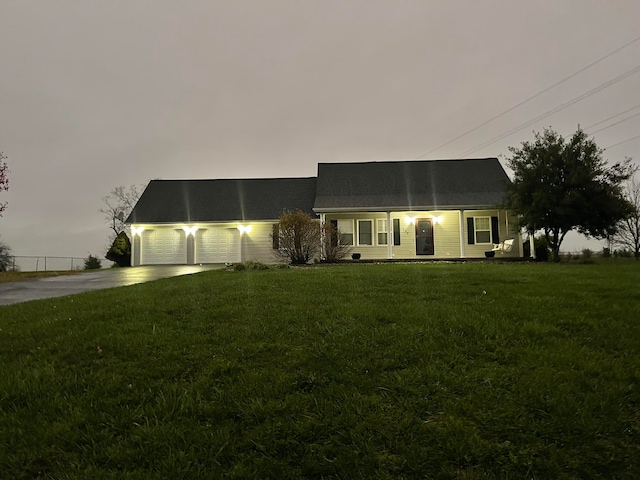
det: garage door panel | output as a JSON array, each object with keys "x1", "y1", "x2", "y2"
[
  {"x1": 197, "y1": 228, "x2": 240, "y2": 263},
  {"x1": 142, "y1": 229, "x2": 186, "y2": 265}
]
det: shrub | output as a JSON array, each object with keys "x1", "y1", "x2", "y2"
[
  {"x1": 0, "y1": 239, "x2": 13, "y2": 272},
  {"x1": 232, "y1": 263, "x2": 246, "y2": 271},
  {"x1": 321, "y1": 221, "x2": 351, "y2": 263},
  {"x1": 105, "y1": 231, "x2": 131, "y2": 267},
  {"x1": 84, "y1": 254, "x2": 102, "y2": 270},
  {"x1": 244, "y1": 260, "x2": 269, "y2": 270},
  {"x1": 602, "y1": 247, "x2": 611, "y2": 258},
  {"x1": 272, "y1": 210, "x2": 321, "y2": 265},
  {"x1": 582, "y1": 248, "x2": 593, "y2": 259},
  {"x1": 534, "y1": 236, "x2": 550, "y2": 262}
]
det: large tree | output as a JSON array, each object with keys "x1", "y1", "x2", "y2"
[
  {"x1": 0, "y1": 152, "x2": 8, "y2": 216},
  {"x1": 101, "y1": 184, "x2": 143, "y2": 240},
  {"x1": 613, "y1": 169, "x2": 640, "y2": 259},
  {"x1": 505, "y1": 127, "x2": 633, "y2": 261}
]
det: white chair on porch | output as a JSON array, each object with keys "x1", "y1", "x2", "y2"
[{"x1": 492, "y1": 238, "x2": 514, "y2": 254}]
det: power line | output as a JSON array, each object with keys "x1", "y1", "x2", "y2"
[
  {"x1": 604, "y1": 134, "x2": 640, "y2": 150},
  {"x1": 415, "y1": 34, "x2": 640, "y2": 159},
  {"x1": 590, "y1": 111, "x2": 640, "y2": 135},
  {"x1": 585, "y1": 104, "x2": 640, "y2": 130},
  {"x1": 456, "y1": 65, "x2": 640, "y2": 158}
]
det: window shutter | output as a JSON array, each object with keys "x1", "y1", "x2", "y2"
[
  {"x1": 491, "y1": 216, "x2": 499, "y2": 244},
  {"x1": 467, "y1": 217, "x2": 475, "y2": 244},
  {"x1": 393, "y1": 218, "x2": 401, "y2": 245}
]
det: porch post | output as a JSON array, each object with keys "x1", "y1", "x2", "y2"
[
  {"x1": 505, "y1": 210, "x2": 509, "y2": 237},
  {"x1": 529, "y1": 232, "x2": 536, "y2": 259},
  {"x1": 386, "y1": 211, "x2": 392, "y2": 259},
  {"x1": 459, "y1": 210, "x2": 466, "y2": 258}
]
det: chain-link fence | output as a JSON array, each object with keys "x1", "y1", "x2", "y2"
[{"x1": 6, "y1": 256, "x2": 86, "y2": 272}]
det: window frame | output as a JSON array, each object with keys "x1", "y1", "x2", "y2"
[
  {"x1": 377, "y1": 218, "x2": 388, "y2": 245},
  {"x1": 337, "y1": 219, "x2": 354, "y2": 246},
  {"x1": 474, "y1": 216, "x2": 492, "y2": 244},
  {"x1": 357, "y1": 219, "x2": 374, "y2": 246}
]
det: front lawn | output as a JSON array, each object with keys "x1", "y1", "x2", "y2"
[{"x1": 1, "y1": 262, "x2": 639, "y2": 478}]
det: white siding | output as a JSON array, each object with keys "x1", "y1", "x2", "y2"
[{"x1": 240, "y1": 222, "x2": 278, "y2": 263}]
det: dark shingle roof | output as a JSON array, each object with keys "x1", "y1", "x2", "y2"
[
  {"x1": 313, "y1": 158, "x2": 510, "y2": 211},
  {"x1": 126, "y1": 177, "x2": 317, "y2": 224}
]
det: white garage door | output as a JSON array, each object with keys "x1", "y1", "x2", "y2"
[
  {"x1": 142, "y1": 229, "x2": 186, "y2": 265},
  {"x1": 196, "y1": 228, "x2": 240, "y2": 264}
]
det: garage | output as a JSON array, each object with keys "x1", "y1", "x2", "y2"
[
  {"x1": 196, "y1": 228, "x2": 240, "y2": 264},
  {"x1": 141, "y1": 228, "x2": 186, "y2": 265}
]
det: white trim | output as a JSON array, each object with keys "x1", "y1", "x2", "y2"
[
  {"x1": 376, "y1": 218, "x2": 388, "y2": 246},
  {"x1": 474, "y1": 216, "x2": 492, "y2": 245},
  {"x1": 386, "y1": 211, "x2": 392, "y2": 259},
  {"x1": 337, "y1": 219, "x2": 354, "y2": 246}
]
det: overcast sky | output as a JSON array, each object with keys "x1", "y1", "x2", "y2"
[{"x1": 1, "y1": 0, "x2": 639, "y2": 262}]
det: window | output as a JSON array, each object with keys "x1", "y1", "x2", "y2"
[
  {"x1": 358, "y1": 220, "x2": 373, "y2": 245},
  {"x1": 377, "y1": 219, "x2": 388, "y2": 245},
  {"x1": 475, "y1": 217, "x2": 491, "y2": 244},
  {"x1": 337, "y1": 219, "x2": 354, "y2": 245}
]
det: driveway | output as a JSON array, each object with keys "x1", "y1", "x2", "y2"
[{"x1": 0, "y1": 265, "x2": 222, "y2": 306}]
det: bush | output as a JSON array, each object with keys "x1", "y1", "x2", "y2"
[
  {"x1": 0, "y1": 239, "x2": 12, "y2": 272},
  {"x1": 534, "y1": 236, "x2": 550, "y2": 262},
  {"x1": 231, "y1": 261, "x2": 271, "y2": 271},
  {"x1": 602, "y1": 247, "x2": 611, "y2": 258},
  {"x1": 244, "y1": 260, "x2": 269, "y2": 270},
  {"x1": 321, "y1": 221, "x2": 351, "y2": 263},
  {"x1": 272, "y1": 210, "x2": 321, "y2": 265},
  {"x1": 105, "y1": 231, "x2": 131, "y2": 267},
  {"x1": 84, "y1": 254, "x2": 102, "y2": 270},
  {"x1": 582, "y1": 248, "x2": 593, "y2": 259}
]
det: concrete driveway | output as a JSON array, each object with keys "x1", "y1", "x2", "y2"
[{"x1": 0, "y1": 265, "x2": 222, "y2": 306}]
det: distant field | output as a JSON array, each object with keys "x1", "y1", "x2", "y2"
[{"x1": 1, "y1": 261, "x2": 639, "y2": 478}]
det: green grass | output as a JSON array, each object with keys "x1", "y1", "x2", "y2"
[{"x1": 1, "y1": 262, "x2": 639, "y2": 479}]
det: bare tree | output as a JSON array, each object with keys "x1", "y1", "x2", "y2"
[
  {"x1": 101, "y1": 185, "x2": 143, "y2": 240},
  {"x1": 321, "y1": 221, "x2": 351, "y2": 262},
  {"x1": 614, "y1": 168, "x2": 640, "y2": 259},
  {"x1": 0, "y1": 152, "x2": 9, "y2": 216},
  {"x1": 272, "y1": 210, "x2": 321, "y2": 264}
]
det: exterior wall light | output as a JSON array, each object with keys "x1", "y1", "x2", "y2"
[
  {"x1": 237, "y1": 225, "x2": 252, "y2": 234},
  {"x1": 183, "y1": 226, "x2": 199, "y2": 236},
  {"x1": 433, "y1": 215, "x2": 444, "y2": 225},
  {"x1": 131, "y1": 226, "x2": 144, "y2": 236},
  {"x1": 405, "y1": 216, "x2": 416, "y2": 225}
]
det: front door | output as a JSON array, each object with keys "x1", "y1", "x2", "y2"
[{"x1": 415, "y1": 219, "x2": 434, "y2": 255}]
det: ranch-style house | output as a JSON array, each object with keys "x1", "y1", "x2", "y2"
[{"x1": 126, "y1": 158, "x2": 524, "y2": 265}]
